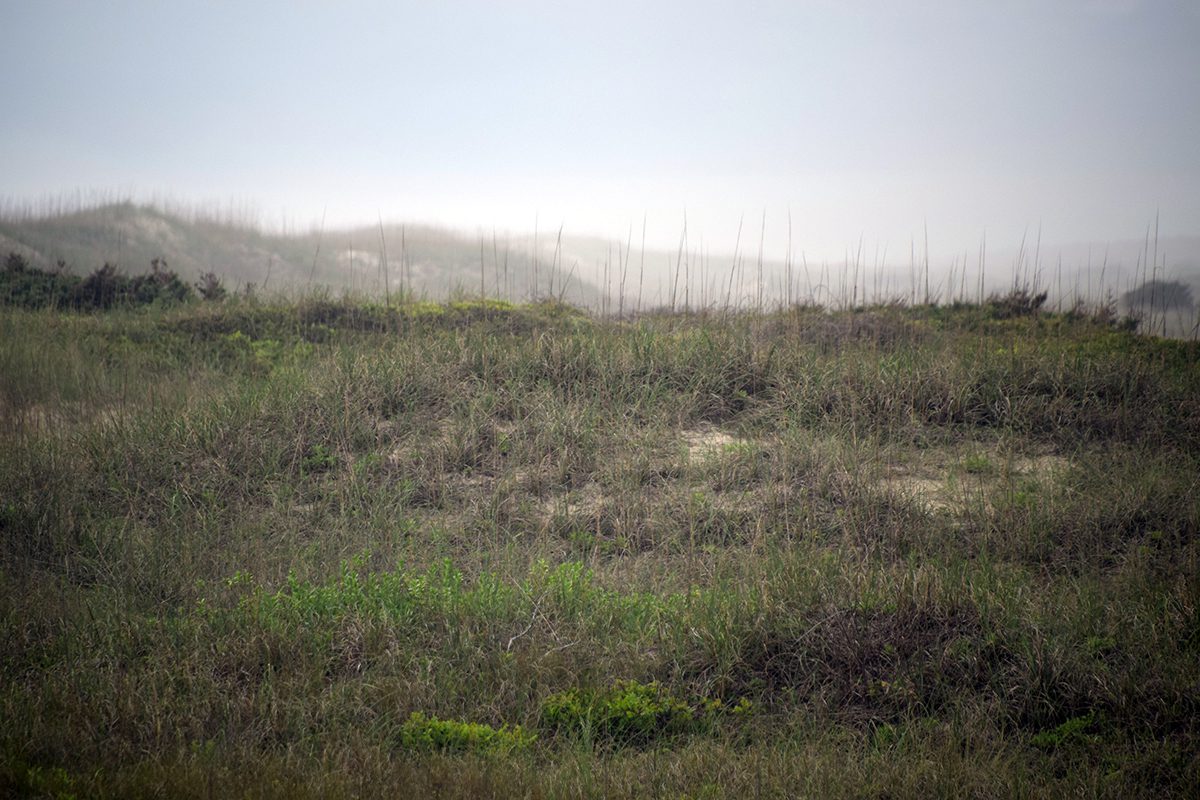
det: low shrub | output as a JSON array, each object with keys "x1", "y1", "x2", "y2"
[
  {"x1": 540, "y1": 680, "x2": 750, "y2": 746},
  {"x1": 987, "y1": 287, "x2": 1048, "y2": 319},
  {"x1": 1, "y1": 253, "x2": 195, "y2": 310},
  {"x1": 397, "y1": 712, "x2": 535, "y2": 753}
]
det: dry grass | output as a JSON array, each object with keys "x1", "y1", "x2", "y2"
[{"x1": 1, "y1": 298, "x2": 1198, "y2": 797}]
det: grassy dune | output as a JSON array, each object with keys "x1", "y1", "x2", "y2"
[{"x1": 1, "y1": 297, "x2": 1198, "y2": 798}]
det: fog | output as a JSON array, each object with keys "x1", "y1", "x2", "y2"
[{"x1": 1, "y1": 0, "x2": 1197, "y2": 300}]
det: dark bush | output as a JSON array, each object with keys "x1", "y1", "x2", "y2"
[
  {"x1": 196, "y1": 271, "x2": 227, "y2": 301},
  {"x1": 988, "y1": 287, "x2": 1048, "y2": 319},
  {"x1": 5, "y1": 252, "x2": 29, "y2": 273},
  {"x1": 75, "y1": 263, "x2": 124, "y2": 309},
  {"x1": 0, "y1": 253, "x2": 195, "y2": 310},
  {"x1": 1, "y1": 253, "x2": 80, "y2": 308},
  {"x1": 128, "y1": 258, "x2": 194, "y2": 305},
  {"x1": 1122, "y1": 280, "x2": 1194, "y2": 312}
]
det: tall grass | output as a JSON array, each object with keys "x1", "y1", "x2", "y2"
[
  {"x1": 1, "y1": 292, "x2": 1198, "y2": 797},
  {"x1": 5, "y1": 197, "x2": 1197, "y2": 337}
]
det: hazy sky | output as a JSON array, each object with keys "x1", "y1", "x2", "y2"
[{"x1": 2, "y1": 0, "x2": 1197, "y2": 258}]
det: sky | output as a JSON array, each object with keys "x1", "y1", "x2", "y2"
[{"x1": 1, "y1": 0, "x2": 1198, "y2": 260}]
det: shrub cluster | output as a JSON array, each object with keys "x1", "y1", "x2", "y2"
[{"x1": 1, "y1": 253, "x2": 225, "y2": 310}]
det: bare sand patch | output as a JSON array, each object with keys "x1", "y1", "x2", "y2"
[
  {"x1": 540, "y1": 481, "x2": 606, "y2": 520},
  {"x1": 681, "y1": 426, "x2": 744, "y2": 461},
  {"x1": 7, "y1": 401, "x2": 127, "y2": 433},
  {"x1": 881, "y1": 444, "x2": 1070, "y2": 514}
]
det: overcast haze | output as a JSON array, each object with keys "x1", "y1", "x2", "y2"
[{"x1": 2, "y1": 0, "x2": 1198, "y2": 261}]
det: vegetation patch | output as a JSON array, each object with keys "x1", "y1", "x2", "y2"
[
  {"x1": 2, "y1": 252, "x2": 210, "y2": 310},
  {"x1": 878, "y1": 442, "x2": 1071, "y2": 516},
  {"x1": 716, "y1": 604, "x2": 995, "y2": 722},
  {"x1": 540, "y1": 680, "x2": 751, "y2": 746},
  {"x1": 1030, "y1": 711, "x2": 1098, "y2": 750},
  {"x1": 3, "y1": 294, "x2": 1199, "y2": 797},
  {"x1": 398, "y1": 712, "x2": 535, "y2": 754}
]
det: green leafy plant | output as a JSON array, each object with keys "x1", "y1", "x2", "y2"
[
  {"x1": 1031, "y1": 711, "x2": 1097, "y2": 749},
  {"x1": 301, "y1": 443, "x2": 338, "y2": 474},
  {"x1": 962, "y1": 453, "x2": 993, "y2": 474},
  {"x1": 398, "y1": 712, "x2": 535, "y2": 753},
  {"x1": 540, "y1": 680, "x2": 744, "y2": 746}
]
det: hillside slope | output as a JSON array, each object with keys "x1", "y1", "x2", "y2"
[{"x1": 0, "y1": 203, "x2": 608, "y2": 305}]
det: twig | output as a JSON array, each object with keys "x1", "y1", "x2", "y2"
[
  {"x1": 539, "y1": 639, "x2": 579, "y2": 659},
  {"x1": 506, "y1": 593, "x2": 545, "y2": 652}
]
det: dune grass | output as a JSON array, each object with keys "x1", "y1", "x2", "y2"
[{"x1": 1, "y1": 296, "x2": 1198, "y2": 798}]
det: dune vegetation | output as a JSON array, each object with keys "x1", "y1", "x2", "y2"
[{"x1": 1, "y1": 283, "x2": 1198, "y2": 797}]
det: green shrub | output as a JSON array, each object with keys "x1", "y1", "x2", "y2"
[
  {"x1": 130, "y1": 257, "x2": 193, "y2": 305},
  {"x1": 540, "y1": 680, "x2": 742, "y2": 746},
  {"x1": 397, "y1": 712, "x2": 535, "y2": 753},
  {"x1": 1030, "y1": 711, "x2": 1097, "y2": 750},
  {"x1": 1, "y1": 253, "x2": 79, "y2": 308}
]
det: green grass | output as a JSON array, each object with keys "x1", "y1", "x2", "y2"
[{"x1": 1, "y1": 297, "x2": 1198, "y2": 797}]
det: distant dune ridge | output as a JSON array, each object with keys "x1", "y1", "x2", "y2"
[
  {"x1": 0, "y1": 201, "x2": 611, "y2": 307},
  {"x1": 2, "y1": 199, "x2": 1198, "y2": 313}
]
